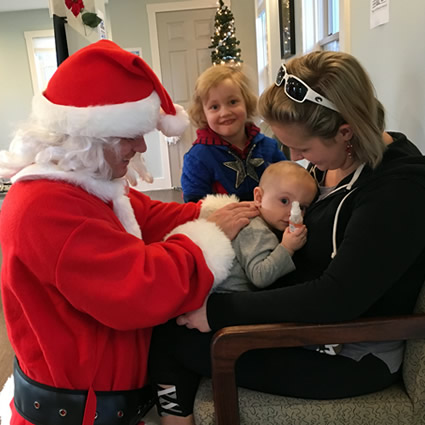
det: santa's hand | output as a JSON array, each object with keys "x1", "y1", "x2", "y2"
[
  {"x1": 207, "y1": 201, "x2": 258, "y2": 240},
  {"x1": 176, "y1": 298, "x2": 211, "y2": 332}
]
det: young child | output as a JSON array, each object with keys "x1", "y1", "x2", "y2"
[
  {"x1": 181, "y1": 64, "x2": 286, "y2": 203},
  {"x1": 216, "y1": 161, "x2": 317, "y2": 293}
]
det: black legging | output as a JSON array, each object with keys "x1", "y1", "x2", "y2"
[{"x1": 148, "y1": 319, "x2": 400, "y2": 417}]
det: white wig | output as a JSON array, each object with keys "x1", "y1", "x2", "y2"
[{"x1": 0, "y1": 119, "x2": 152, "y2": 184}]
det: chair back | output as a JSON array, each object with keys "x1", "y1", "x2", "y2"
[
  {"x1": 403, "y1": 280, "x2": 425, "y2": 424},
  {"x1": 194, "y1": 280, "x2": 425, "y2": 425}
]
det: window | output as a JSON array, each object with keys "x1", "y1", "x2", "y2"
[
  {"x1": 302, "y1": 0, "x2": 340, "y2": 53},
  {"x1": 256, "y1": 6, "x2": 269, "y2": 95},
  {"x1": 24, "y1": 30, "x2": 57, "y2": 94}
]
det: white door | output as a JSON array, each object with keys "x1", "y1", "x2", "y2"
[{"x1": 156, "y1": 7, "x2": 216, "y2": 188}]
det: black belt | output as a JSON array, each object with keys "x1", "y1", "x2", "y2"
[{"x1": 13, "y1": 357, "x2": 155, "y2": 425}]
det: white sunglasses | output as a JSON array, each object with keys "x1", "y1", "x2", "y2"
[{"x1": 275, "y1": 64, "x2": 339, "y2": 112}]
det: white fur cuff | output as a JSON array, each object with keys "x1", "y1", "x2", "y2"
[
  {"x1": 199, "y1": 194, "x2": 239, "y2": 219},
  {"x1": 166, "y1": 219, "x2": 234, "y2": 286}
]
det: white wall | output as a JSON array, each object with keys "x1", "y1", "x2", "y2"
[
  {"x1": 1, "y1": 1, "x2": 424, "y2": 155},
  {"x1": 107, "y1": 0, "x2": 258, "y2": 84},
  {"x1": 349, "y1": 0, "x2": 425, "y2": 153},
  {"x1": 106, "y1": 0, "x2": 149, "y2": 59},
  {"x1": 231, "y1": 0, "x2": 259, "y2": 91},
  {"x1": 263, "y1": 0, "x2": 425, "y2": 153},
  {"x1": 0, "y1": 9, "x2": 52, "y2": 150},
  {"x1": 0, "y1": 2, "x2": 108, "y2": 152}
]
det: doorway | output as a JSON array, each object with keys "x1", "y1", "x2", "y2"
[
  {"x1": 156, "y1": 7, "x2": 215, "y2": 187},
  {"x1": 147, "y1": 0, "x2": 221, "y2": 189}
]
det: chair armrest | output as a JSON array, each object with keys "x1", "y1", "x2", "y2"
[{"x1": 210, "y1": 314, "x2": 425, "y2": 425}]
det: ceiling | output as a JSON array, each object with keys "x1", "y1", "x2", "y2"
[{"x1": 0, "y1": 0, "x2": 49, "y2": 12}]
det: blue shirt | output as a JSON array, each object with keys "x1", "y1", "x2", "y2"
[{"x1": 181, "y1": 124, "x2": 286, "y2": 202}]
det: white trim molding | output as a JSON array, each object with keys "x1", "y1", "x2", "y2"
[
  {"x1": 24, "y1": 29, "x2": 55, "y2": 95},
  {"x1": 339, "y1": 0, "x2": 351, "y2": 53}
]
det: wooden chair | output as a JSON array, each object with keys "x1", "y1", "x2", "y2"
[{"x1": 194, "y1": 282, "x2": 425, "y2": 425}]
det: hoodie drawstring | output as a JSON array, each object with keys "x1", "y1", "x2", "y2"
[{"x1": 329, "y1": 163, "x2": 366, "y2": 258}]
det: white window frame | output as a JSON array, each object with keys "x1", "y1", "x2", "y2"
[
  {"x1": 302, "y1": 0, "x2": 341, "y2": 53},
  {"x1": 317, "y1": 0, "x2": 339, "y2": 50},
  {"x1": 24, "y1": 30, "x2": 56, "y2": 95},
  {"x1": 255, "y1": 0, "x2": 269, "y2": 95}
]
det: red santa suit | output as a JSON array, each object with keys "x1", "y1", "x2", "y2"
[
  {"x1": 0, "y1": 40, "x2": 237, "y2": 425},
  {"x1": 0, "y1": 165, "x2": 235, "y2": 425}
]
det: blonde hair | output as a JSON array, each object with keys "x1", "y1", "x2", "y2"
[
  {"x1": 260, "y1": 161, "x2": 317, "y2": 196},
  {"x1": 258, "y1": 51, "x2": 386, "y2": 168},
  {"x1": 188, "y1": 64, "x2": 258, "y2": 128}
]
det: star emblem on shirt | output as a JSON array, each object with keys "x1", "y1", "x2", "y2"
[{"x1": 223, "y1": 145, "x2": 265, "y2": 189}]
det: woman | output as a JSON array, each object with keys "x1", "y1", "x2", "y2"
[
  {"x1": 0, "y1": 40, "x2": 257, "y2": 425},
  {"x1": 148, "y1": 51, "x2": 425, "y2": 425}
]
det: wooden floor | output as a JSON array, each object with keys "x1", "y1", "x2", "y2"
[{"x1": 0, "y1": 188, "x2": 184, "y2": 391}]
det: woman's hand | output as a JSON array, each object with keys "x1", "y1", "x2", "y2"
[
  {"x1": 207, "y1": 201, "x2": 258, "y2": 240},
  {"x1": 176, "y1": 297, "x2": 211, "y2": 332}
]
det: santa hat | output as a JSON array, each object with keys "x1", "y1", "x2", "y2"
[{"x1": 31, "y1": 39, "x2": 189, "y2": 138}]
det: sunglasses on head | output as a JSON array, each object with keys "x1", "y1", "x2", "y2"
[{"x1": 275, "y1": 64, "x2": 339, "y2": 113}]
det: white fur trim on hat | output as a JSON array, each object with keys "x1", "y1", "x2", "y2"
[
  {"x1": 32, "y1": 91, "x2": 161, "y2": 139},
  {"x1": 165, "y1": 219, "x2": 235, "y2": 287},
  {"x1": 0, "y1": 375, "x2": 13, "y2": 425},
  {"x1": 157, "y1": 104, "x2": 190, "y2": 137},
  {"x1": 198, "y1": 194, "x2": 240, "y2": 219}
]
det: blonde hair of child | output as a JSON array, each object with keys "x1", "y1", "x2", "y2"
[
  {"x1": 258, "y1": 51, "x2": 386, "y2": 168},
  {"x1": 188, "y1": 64, "x2": 258, "y2": 128},
  {"x1": 259, "y1": 161, "x2": 317, "y2": 197}
]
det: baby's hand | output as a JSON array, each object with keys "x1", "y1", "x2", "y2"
[{"x1": 281, "y1": 225, "x2": 308, "y2": 255}]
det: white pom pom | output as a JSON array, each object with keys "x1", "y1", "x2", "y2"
[{"x1": 157, "y1": 104, "x2": 189, "y2": 137}]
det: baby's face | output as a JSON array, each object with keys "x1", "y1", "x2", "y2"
[{"x1": 255, "y1": 177, "x2": 315, "y2": 231}]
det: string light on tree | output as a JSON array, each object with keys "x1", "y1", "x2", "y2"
[{"x1": 209, "y1": 0, "x2": 242, "y2": 66}]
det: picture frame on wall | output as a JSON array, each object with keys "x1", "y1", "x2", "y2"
[{"x1": 279, "y1": 0, "x2": 295, "y2": 59}]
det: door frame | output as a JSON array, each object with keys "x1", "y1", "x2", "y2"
[
  {"x1": 145, "y1": 0, "x2": 231, "y2": 189},
  {"x1": 339, "y1": 0, "x2": 351, "y2": 53}
]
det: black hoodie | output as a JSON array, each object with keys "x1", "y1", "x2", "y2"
[{"x1": 208, "y1": 132, "x2": 425, "y2": 329}]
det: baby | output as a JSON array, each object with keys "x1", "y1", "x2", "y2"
[{"x1": 216, "y1": 161, "x2": 317, "y2": 292}]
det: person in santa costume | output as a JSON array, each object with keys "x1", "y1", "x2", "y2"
[{"x1": 0, "y1": 39, "x2": 257, "y2": 425}]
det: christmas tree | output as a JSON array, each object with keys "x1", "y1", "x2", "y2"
[{"x1": 209, "y1": 0, "x2": 242, "y2": 65}]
